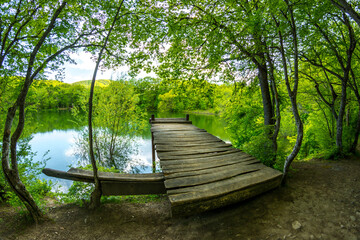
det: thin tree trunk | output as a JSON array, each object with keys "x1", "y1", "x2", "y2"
[
  {"x1": 88, "y1": 0, "x2": 124, "y2": 209},
  {"x1": 351, "y1": 106, "x2": 360, "y2": 152},
  {"x1": 335, "y1": 80, "x2": 347, "y2": 153},
  {"x1": 316, "y1": 100, "x2": 333, "y2": 139},
  {"x1": 277, "y1": 0, "x2": 303, "y2": 184},
  {"x1": 267, "y1": 51, "x2": 280, "y2": 166}
]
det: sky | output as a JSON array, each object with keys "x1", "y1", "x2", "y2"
[{"x1": 48, "y1": 51, "x2": 156, "y2": 84}]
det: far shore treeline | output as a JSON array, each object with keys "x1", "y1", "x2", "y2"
[{"x1": 1, "y1": 76, "x2": 358, "y2": 164}]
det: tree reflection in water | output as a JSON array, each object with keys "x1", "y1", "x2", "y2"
[{"x1": 73, "y1": 127, "x2": 145, "y2": 173}]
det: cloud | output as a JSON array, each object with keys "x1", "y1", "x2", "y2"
[{"x1": 49, "y1": 51, "x2": 156, "y2": 83}]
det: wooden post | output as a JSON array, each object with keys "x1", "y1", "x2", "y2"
[
  {"x1": 186, "y1": 114, "x2": 189, "y2": 121},
  {"x1": 151, "y1": 114, "x2": 156, "y2": 173},
  {"x1": 150, "y1": 114, "x2": 155, "y2": 123},
  {"x1": 152, "y1": 131, "x2": 156, "y2": 173}
]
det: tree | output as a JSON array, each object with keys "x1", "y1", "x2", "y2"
[
  {"x1": 271, "y1": 0, "x2": 304, "y2": 183},
  {"x1": 146, "y1": 0, "x2": 280, "y2": 165},
  {"x1": 1, "y1": 0, "x2": 103, "y2": 222},
  {"x1": 87, "y1": 0, "x2": 124, "y2": 209},
  {"x1": 302, "y1": 3, "x2": 357, "y2": 154},
  {"x1": 331, "y1": 0, "x2": 360, "y2": 27}
]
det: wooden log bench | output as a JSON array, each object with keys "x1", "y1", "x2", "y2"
[{"x1": 42, "y1": 168, "x2": 166, "y2": 195}]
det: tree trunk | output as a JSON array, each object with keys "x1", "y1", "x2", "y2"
[
  {"x1": 267, "y1": 51, "x2": 280, "y2": 167},
  {"x1": 258, "y1": 60, "x2": 275, "y2": 128},
  {"x1": 2, "y1": 106, "x2": 45, "y2": 224},
  {"x1": 282, "y1": 96, "x2": 304, "y2": 183},
  {"x1": 351, "y1": 105, "x2": 360, "y2": 152},
  {"x1": 277, "y1": 0, "x2": 303, "y2": 184},
  {"x1": 335, "y1": 80, "x2": 347, "y2": 153},
  {"x1": 88, "y1": 0, "x2": 124, "y2": 209}
]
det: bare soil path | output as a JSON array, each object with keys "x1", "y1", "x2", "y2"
[{"x1": 1, "y1": 157, "x2": 360, "y2": 240}]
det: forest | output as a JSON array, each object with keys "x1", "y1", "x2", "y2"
[{"x1": 0, "y1": 0, "x2": 360, "y2": 232}]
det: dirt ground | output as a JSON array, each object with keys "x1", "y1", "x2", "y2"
[{"x1": 1, "y1": 157, "x2": 360, "y2": 240}]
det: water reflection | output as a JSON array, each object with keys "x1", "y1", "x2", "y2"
[{"x1": 73, "y1": 127, "x2": 147, "y2": 173}]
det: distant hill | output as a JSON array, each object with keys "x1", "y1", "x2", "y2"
[
  {"x1": 33, "y1": 79, "x2": 69, "y2": 86},
  {"x1": 72, "y1": 79, "x2": 112, "y2": 87}
]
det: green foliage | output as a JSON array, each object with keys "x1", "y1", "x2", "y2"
[
  {"x1": 73, "y1": 80, "x2": 147, "y2": 172},
  {"x1": 72, "y1": 79, "x2": 113, "y2": 88},
  {"x1": 157, "y1": 79, "x2": 218, "y2": 112},
  {"x1": 222, "y1": 85, "x2": 264, "y2": 147},
  {"x1": 158, "y1": 89, "x2": 184, "y2": 112},
  {"x1": 130, "y1": 77, "x2": 163, "y2": 111},
  {"x1": 0, "y1": 138, "x2": 53, "y2": 210},
  {"x1": 27, "y1": 80, "x2": 88, "y2": 110}
]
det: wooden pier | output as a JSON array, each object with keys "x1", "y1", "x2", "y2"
[
  {"x1": 43, "y1": 115, "x2": 282, "y2": 216},
  {"x1": 149, "y1": 116, "x2": 282, "y2": 216}
]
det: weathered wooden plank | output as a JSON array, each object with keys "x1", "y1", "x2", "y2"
[
  {"x1": 163, "y1": 159, "x2": 261, "y2": 179},
  {"x1": 155, "y1": 142, "x2": 232, "y2": 148},
  {"x1": 160, "y1": 151, "x2": 253, "y2": 166},
  {"x1": 151, "y1": 127, "x2": 199, "y2": 132},
  {"x1": 43, "y1": 168, "x2": 165, "y2": 182},
  {"x1": 151, "y1": 128, "x2": 204, "y2": 133},
  {"x1": 156, "y1": 144, "x2": 232, "y2": 152},
  {"x1": 155, "y1": 137, "x2": 213, "y2": 142},
  {"x1": 151, "y1": 122, "x2": 195, "y2": 126},
  {"x1": 151, "y1": 120, "x2": 192, "y2": 124},
  {"x1": 151, "y1": 118, "x2": 188, "y2": 122},
  {"x1": 167, "y1": 167, "x2": 282, "y2": 203},
  {"x1": 152, "y1": 118, "x2": 187, "y2": 121},
  {"x1": 158, "y1": 148, "x2": 241, "y2": 160},
  {"x1": 162, "y1": 158, "x2": 260, "y2": 174},
  {"x1": 153, "y1": 131, "x2": 211, "y2": 137},
  {"x1": 154, "y1": 134, "x2": 217, "y2": 140},
  {"x1": 151, "y1": 124, "x2": 199, "y2": 129},
  {"x1": 170, "y1": 175, "x2": 282, "y2": 217},
  {"x1": 154, "y1": 140, "x2": 224, "y2": 146},
  {"x1": 154, "y1": 134, "x2": 221, "y2": 142},
  {"x1": 151, "y1": 129, "x2": 206, "y2": 134},
  {"x1": 156, "y1": 147, "x2": 233, "y2": 156},
  {"x1": 164, "y1": 163, "x2": 266, "y2": 189}
]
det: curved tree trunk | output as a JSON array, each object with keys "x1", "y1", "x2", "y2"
[
  {"x1": 275, "y1": 0, "x2": 304, "y2": 185},
  {"x1": 88, "y1": 0, "x2": 124, "y2": 209},
  {"x1": 2, "y1": 106, "x2": 45, "y2": 223}
]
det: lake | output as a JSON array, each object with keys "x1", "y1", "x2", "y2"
[{"x1": 28, "y1": 111, "x2": 231, "y2": 192}]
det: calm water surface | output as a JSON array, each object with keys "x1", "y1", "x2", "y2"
[{"x1": 29, "y1": 111, "x2": 231, "y2": 192}]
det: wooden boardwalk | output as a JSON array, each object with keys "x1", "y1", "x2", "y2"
[
  {"x1": 43, "y1": 116, "x2": 282, "y2": 217},
  {"x1": 150, "y1": 116, "x2": 282, "y2": 216}
]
